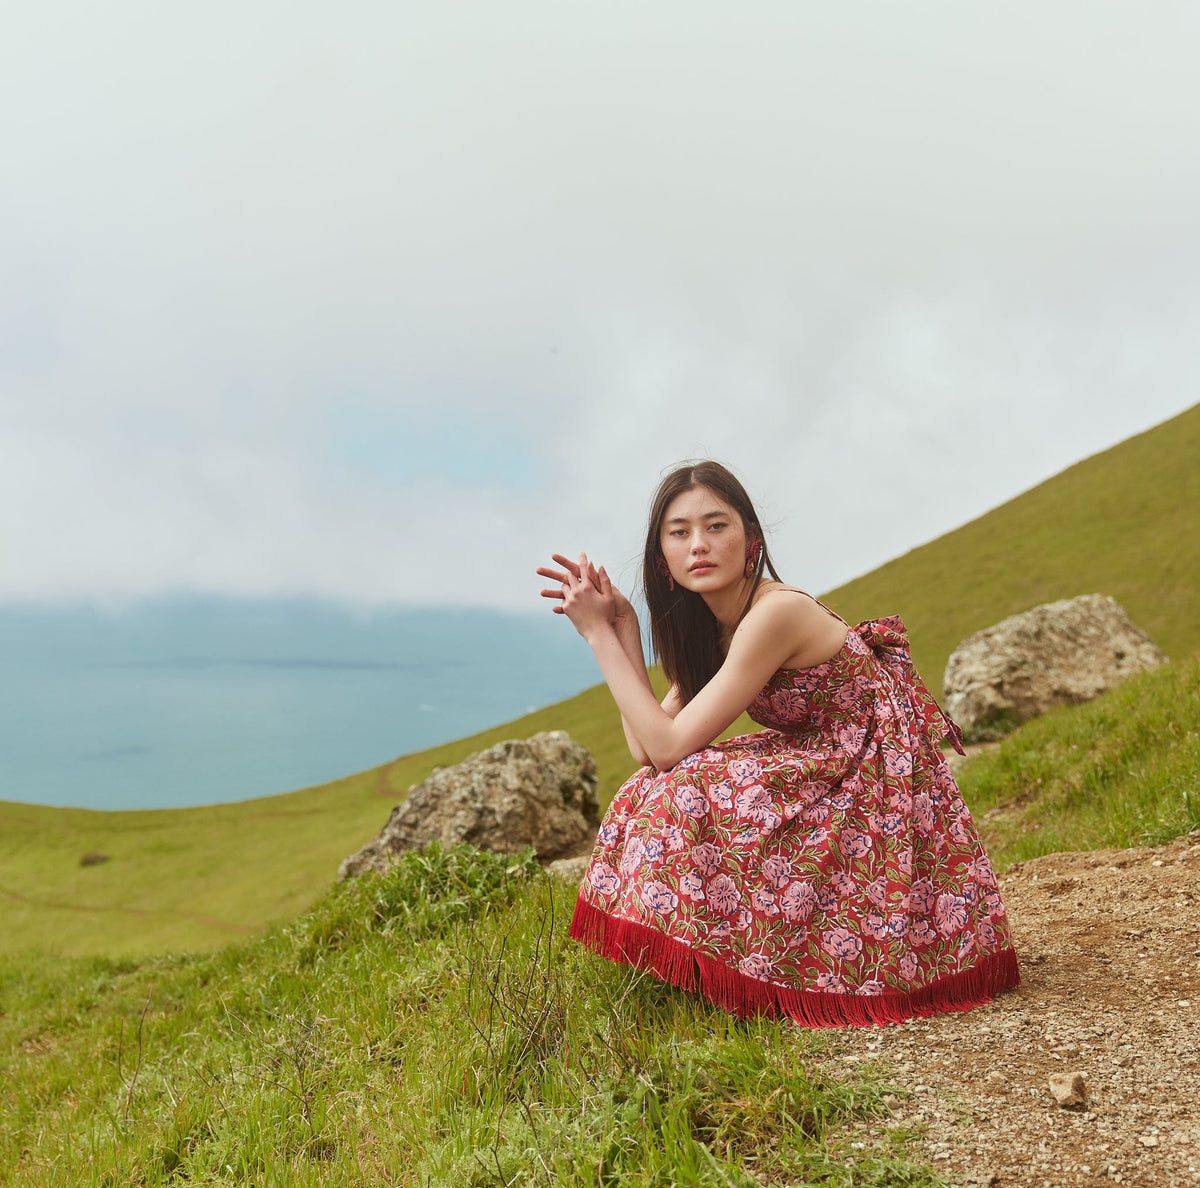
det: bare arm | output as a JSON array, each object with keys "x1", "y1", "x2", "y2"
[
  {"x1": 537, "y1": 552, "x2": 663, "y2": 766},
  {"x1": 556, "y1": 554, "x2": 824, "y2": 771}
]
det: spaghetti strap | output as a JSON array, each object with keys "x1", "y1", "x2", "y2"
[{"x1": 761, "y1": 585, "x2": 850, "y2": 627}]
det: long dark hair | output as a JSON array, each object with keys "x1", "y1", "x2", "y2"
[{"x1": 641, "y1": 461, "x2": 781, "y2": 706}]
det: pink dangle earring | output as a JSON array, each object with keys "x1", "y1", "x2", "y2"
[
  {"x1": 745, "y1": 538, "x2": 762, "y2": 579},
  {"x1": 656, "y1": 555, "x2": 675, "y2": 591}
]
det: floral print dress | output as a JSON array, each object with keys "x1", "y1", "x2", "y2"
[{"x1": 569, "y1": 613, "x2": 1019, "y2": 1027}]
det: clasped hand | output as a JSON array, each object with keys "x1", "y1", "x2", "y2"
[{"x1": 536, "y1": 551, "x2": 628, "y2": 640}]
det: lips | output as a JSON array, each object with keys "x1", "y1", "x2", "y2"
[{"x1": 689, "y1": 562, "x2": 715, "y2": 574}]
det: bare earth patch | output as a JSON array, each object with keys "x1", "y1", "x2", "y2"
[{"x1": 828, "y1": 832, "x2": 1200, "y2": 1187}]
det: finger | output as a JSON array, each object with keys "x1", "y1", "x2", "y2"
[
  {"x1": 536, "y1": 567, "x2": 570, "y2": 584},
  {"x1": 578, "y1": 552, "x2": 589, "y2": 584},
  {"x1": 553, "y1": 605, "x2": 565, "y2": 614},
  {"x1": 598, "y1": 565, "x2": 612, "y2": 595},
  {"x1": 550, "y1": 553, "x2": 581, "y2": 577},
  {"x1": 539, "y1": 588, "x2": 566, "y2": 600}
]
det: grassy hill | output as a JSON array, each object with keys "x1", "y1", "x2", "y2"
[
  {"x1": 2, "y1": 402, "x2": 1196, "y2": 957},
  {"x1": 2, "y1": 655, "x2": 1197, "y2": 1186}
]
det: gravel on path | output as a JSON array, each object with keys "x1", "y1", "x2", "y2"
[{"x1": 828, "y1": 832, "x2": 1200, "y2": 1187}]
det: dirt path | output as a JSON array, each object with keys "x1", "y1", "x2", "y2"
[{"x1": 829, "y1": 832, "x2": 1200, "y2": 1186}]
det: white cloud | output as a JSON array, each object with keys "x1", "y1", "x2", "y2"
[{"x1": 2, "y1": 2, "x2": 1198, "y2": 607}]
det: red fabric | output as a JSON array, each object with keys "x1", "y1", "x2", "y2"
[{"x1": 570, "y1": 616, "x2": 1019, "y2": 1026}]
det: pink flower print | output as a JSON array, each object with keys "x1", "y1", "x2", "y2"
[
  {"x1": 985, "y1": 891, "x2": 1006, "y2": 919},
  {"x1": 734, "y1": 827, "x2": 763, "y2": 845},
  {"x1": 780, "y1": 880, "x2": 816, "y2": 922},
  {"x1": 932, "y1": 833, "x2": 948, "y2": 856},
  {"x1": 829, "y1": 787, "x2": 854, "y2": 813},
  {"x1": 831, "y1": 871, "x2": 857, "y2": 896},
  {"x1": 956, "y1": 931, "x2": 976, "y2": 960},
  {"x1": 887, "y1": 912, "x2": 909, "y2": 938},
  {"x1": 663, "y1": 826, "x2": 686, "y2": 852},
  {"x1": 761, "y1": 855, "x2": 791, "y2": 889},
  {"x1": 802, "y1": 803, "x2": 831, "y2": 825},
  {"x1": 618, "y1": 837, "x2": 646, "y2": 877},
  {"x1": 949, "y1": 814, "x2": 972, "y2": 846},
  {"x1": 839, "y1": 829, "x2": 872, "y2": 860},
  {"x1": 751, "y1": 888, "x2": 778, "y2": 915},
  {"x1": 735, "y1": 907, "x2": 754, "y2": 931},
  {"x1": 817, "y1": 885, "x2": 839, "y2": 913},
  {"x1": 862, "y1": 912, "x2": 889, "y2": 941},
  {"x1": 643, "y1": 838, "x2": 664, "y2": 864},
  {"x1": 837, "y1": 724, "x2": 867, "y2": 752},
  {"x1": 912, "y1": 795, "x2": 935, "y2": 834},
  {"x1": 907, "y1": 878, "x2": 936, "y2": 914},
  {"x1": 978, "y1": 920, "x2": 998, "y2": 948},
  {"x1": 883, "y1": 748, "x2": 913, "y2": 778},
  {"x1": 888, "y1": 787, "x2": 912, "y2": 813},
  {"x1": 783, "y1": 801, "x2": 805, "y2": 821},
  {"x1": 908, "y1": 919, "x2": 937, "y2": 947},
  {"x1": 680, "y1": 872, "x2": 705, "y2": 901},
  {"x1": 815, "y1": 972, "x2": 846, "y2": 993},
  {"x1": 673, "y1": 786, "x2": 708, "y2": 818},
  {"x1": 708, "y1": 781, "x2": 734, "y2": 810},
  {"x1": 899, "y1": 951, "x2": 918, "y2": 981},
  {"x1": 833, "y1": 683, "x2": 864, "y2": 711},
  {"x1": 691, "y1": 843, "x2": 722, "y2": 876},
  {"x1": 797, "y1": 780, "x2": 828, "y2": 804},
  {"x1": 640, "y1": 880, "x2": 679, "y2": 914},
  {"x1": 856, "y1": 980, "x2": 884, "y2": 997},
  {"x1": 896, "y1": 848, "x2": 913, "y2": 875},
  {"x1": 728, "y1": 757, "x2": 763, "y2": 786},
  {"x1": 878, "y1": 812, "x2": 905, "y2": 838},
  {"x1": 735, "y1": 784, "x2": 770, "y2": 818},
  {"x1": 598, "y1": 821, "x2": 620, "y2": 847},
  {"x1": 711, "y1": 920, "x2": 731, "y2": 939},
  {"x1": 615, "y1": 809, "x2": 632, "y2": 827},
  {"x1": 822, "y1": 928, "x2": 863, "y2": 961},
  {"x1": 969, "y1": 856, "x2": 997, "y2": 888},
  {"x1": 587, "y1": 864, "x2": 621, "y2": 897},
  {"x1": 708, "y1": 874, "x2": 741, "y2": 916},
  {"x1": 771, "y1": 688, "x2": 808, "y2": 718},
  {"x1": 962, "y1": 881, "x2": 979, "y2": 905},
  {"x1": 865, "y1": 877, "x2": 888, "y2": 908},
  {"x1": 934, "y1": 893, "x2": 969, "y2": 937},
  {"x1": 738, "y1": 953, "x2": 774, "y2": 981}
]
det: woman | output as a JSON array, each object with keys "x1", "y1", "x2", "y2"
[{"x1": 538, "y1": 461, "x2": 1018, "y2": 1026}]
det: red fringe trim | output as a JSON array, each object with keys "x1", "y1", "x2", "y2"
[{"x1": 569, "y1": 896, "x2": 1020, "y2": 1028}]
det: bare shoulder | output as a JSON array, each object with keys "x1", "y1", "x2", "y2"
[{"x1": 742, "y1": 585, "x2": 848, "y2": 668}]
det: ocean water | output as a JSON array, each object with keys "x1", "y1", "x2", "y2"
[{"x1": 0, "y1": 598, "x2": 601, "y2": 811}]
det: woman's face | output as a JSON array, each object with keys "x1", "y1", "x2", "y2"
[{"x1": 659, "y1": 486, "x2": 748, "y2": 594}]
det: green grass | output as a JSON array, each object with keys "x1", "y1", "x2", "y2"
[
  {"x1": 0, "y1": 845, "x2": 939, "y2": 1188},
  {"x1": 956, "y1": 653, "x2": 1200, "y2": 869}
]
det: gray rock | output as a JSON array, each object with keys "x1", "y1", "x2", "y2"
[
  {"x1": 546, "y1": 855, "x2": 591, "y2": 883},
  {"x1": 943, "y1": 594, "x2": 1166, "y2": 740},
  {"x1": 339, "y1": 730, "x2": 599, "y2": 879},
  {"x1": 1048, "y1": 1071, "x2": 1087, "y2": 1108}
]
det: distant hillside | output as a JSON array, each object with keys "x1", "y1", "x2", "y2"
[
  {"x1": 821, "y1": 401, "x2": 1199, "y2": 697},
  {"x1": 3, "y1": 403, "x2": 1195, "y2": 957}
]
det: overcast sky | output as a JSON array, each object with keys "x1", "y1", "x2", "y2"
[{"x1": 2, "y1": 2, "x2": 1197, "y2": 612}]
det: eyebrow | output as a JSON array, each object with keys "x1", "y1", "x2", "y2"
[{"x1": 664, "y1": 511, "x2": 729, "y2": 524}]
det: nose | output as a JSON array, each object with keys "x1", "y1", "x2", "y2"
[{"x1": 690, "y1": 531, "x2": 708, "y2": 553}]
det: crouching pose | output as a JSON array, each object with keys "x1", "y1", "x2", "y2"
[{"x1": 538, "y1": 461, "x2": 1018, "y2": 1026}]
